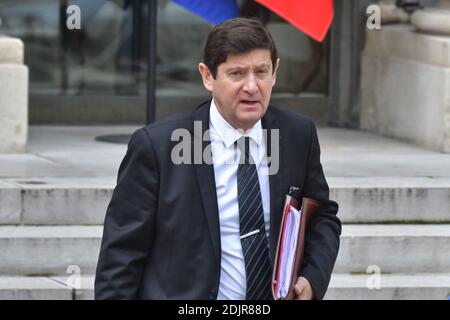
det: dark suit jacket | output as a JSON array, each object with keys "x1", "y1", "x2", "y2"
[{"x1": 95, "y1": 100, "x2": 341, "y2": 300}]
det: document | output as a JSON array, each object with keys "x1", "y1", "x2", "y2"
[
  {"x1": 275, "y1": 205, "x2": 302, "y2": 299},
  {"x1": 271, "y1": 186, "x2": 320, "y2": 300}
]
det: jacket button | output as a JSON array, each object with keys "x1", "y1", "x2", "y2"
[{"x1": 209, "y1": 290, "x2": 216, "y2": 299}]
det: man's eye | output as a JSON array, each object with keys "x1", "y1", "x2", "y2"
[
  {"x1": 256, "y1": 69, "x2": 269, "y2": 75},
  {"x1": 230, "y1": 71, "x2": 242, "y2": 76}
]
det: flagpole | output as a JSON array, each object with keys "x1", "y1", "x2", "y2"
[{"x1": 147, "y1": 0, "x2": 157, "y2": 124}]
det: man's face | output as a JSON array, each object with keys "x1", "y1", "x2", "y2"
[{"x1": 199, "y1": 49, "x2": 279, "y2": 131}]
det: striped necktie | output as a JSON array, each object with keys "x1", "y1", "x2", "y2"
[{"x1": 237, "y1": 136, "x2": 272, "y2": 300}]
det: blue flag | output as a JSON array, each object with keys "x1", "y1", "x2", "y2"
[{"x1": 173, "y1": 0, "x2": 239, "y2": 25}]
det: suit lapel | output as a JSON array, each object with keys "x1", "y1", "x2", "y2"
[
  {"x1": 191, "y1": 101, "x2": 222, "y2": 272},
  {"x1": 262, "y1": 107, "x2": 286, "y2": 266}
]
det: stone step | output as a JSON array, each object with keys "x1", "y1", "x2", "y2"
[
  {"x1": 329, "y1": 177, "x2": 450, "y2": 223},
  {"x1": 1, "y1": 274, "x2": 449, "y2": 300},
  {"x1": 51, "y1": 275, "x2": 94, "y2": 300},
  {"x1": 0, "y1": 226, "x2": 102, "y2": 276},
  {"x1": 325, "y1": 273, "x2": 450, "y2": 300},
  {"x1": 0, "y1": 276, "x2": 72, "y2": 300},
  {"x1": 1, "y1": 177, "x2": 449, "y2": 225},
  {"x1": 0, "y1": 276, "x2": 93, "y2": 300},
  {"x1": 1, "y1": 225, "x2": 450, "y2": 276},
  {"x1": 0, "y1": 178, "x2": 113, "y2": 225},
  {"x1": 335, "y1": 224, "x2": 450, "y2": 273}
]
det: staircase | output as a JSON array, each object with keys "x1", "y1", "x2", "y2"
[
  {"x1": 326, "y1": 178, "x2": 450, "y2": 299},
  {"x1": 0, "y1": 126, "x2": 449, "y2": 300}
]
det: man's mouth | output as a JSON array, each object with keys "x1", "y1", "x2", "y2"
[{"x1": 240, "y1": 100, "x2": 259, "y2": 106}]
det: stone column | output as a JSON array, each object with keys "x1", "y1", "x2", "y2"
[
  {"x1": 0, "y1": 34, "x2": 29, "y2": 153},
  {"x1": 360, "y1": 1, "x2": 450, "y2": 152},
  {"x1": 411, "y1": 1, "x2": 450, "y2": 35}
]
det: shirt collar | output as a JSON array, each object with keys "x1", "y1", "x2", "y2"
[{"x1": 209, "y1": 99, "x2": 263, "y2": 148}]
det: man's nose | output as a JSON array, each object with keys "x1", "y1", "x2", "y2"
[{"x1": 242, "y1": 73, "x2": 258, "y2": 94}]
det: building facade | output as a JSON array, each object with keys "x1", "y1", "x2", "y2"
[{"x1": 0, "y1": 0, "x2": 374, "y2": 127}]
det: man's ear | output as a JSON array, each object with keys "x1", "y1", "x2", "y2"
[
  {"x1": 272, "y1": 58, "x2": 280, "y2": 87},
  {"x1": 198, "y1": 63, "x2": 214, "y2": 92}
]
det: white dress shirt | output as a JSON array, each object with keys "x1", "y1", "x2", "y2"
[{"x1": 209, "y1": 99, "x2": 271, "y2": 300}]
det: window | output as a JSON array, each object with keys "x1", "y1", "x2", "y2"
[{"x1": 0, "y1": 0, "x2": 331, "y2": 124}]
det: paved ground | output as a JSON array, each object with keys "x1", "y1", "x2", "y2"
[{"x1": 1, "y1": 126, "x2": 449, "y2": 181}]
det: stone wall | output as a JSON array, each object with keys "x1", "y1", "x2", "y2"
[
  {"x1": 0, "y1": 36, "x2": 28, "y2": 153},
  {"x1": 360, "y1": 24, "x2": 450, "y2": 152}
]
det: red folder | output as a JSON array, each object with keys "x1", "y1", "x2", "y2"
[{"x1": 271, "y1": 187, "x2": 320, "y2": 300}]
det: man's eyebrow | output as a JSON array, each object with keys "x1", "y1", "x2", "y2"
[
  {"x1": 226, "y1": 63, "x2": 271, "y2": 71},
  {"x1": 256, "y1": 63, "x2": 271, "y2": 68},
  {"x1": 226, "y1": 66, "x2": 247, "y2": 71}
]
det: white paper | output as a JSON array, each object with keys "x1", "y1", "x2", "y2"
[{"x1": 275, "y1": 206, "x2": 301, "y2": 299}]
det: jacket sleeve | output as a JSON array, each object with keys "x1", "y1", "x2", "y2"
[
  {"x1": 299, "y1": 121, "x2": 341, "y2": 300},
  {"x1": 95, "y1": 128, "x2": 159, "y2": 299}
]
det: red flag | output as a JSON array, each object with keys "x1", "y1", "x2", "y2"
[{"x1": 254, "y1": 0, "x2": 334, "y2": 42}]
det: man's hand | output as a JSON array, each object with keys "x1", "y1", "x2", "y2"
[{"x1": 293, "y1": 276, "x2": 315, "y2": 300}]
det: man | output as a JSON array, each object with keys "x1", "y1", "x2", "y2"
[{"x1": 95, "y1": 17, "x2": 341, "y2": 300}]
